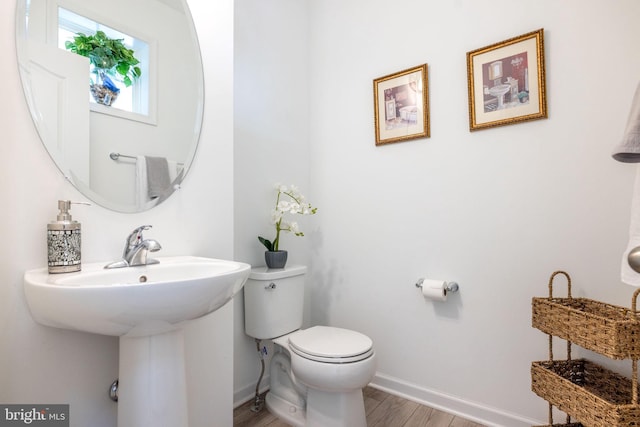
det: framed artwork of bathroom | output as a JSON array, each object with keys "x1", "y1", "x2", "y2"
[
  {"x1": 466, "y1": 28, "x2": 547, "y2": 131},
  {"x1": 373, "y1": 64, "x2": 430, "y2": 145}
]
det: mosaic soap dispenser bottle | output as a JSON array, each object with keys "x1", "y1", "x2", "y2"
[{"x1": 47, "y1": 200, "x2": 85, "y2": 273}]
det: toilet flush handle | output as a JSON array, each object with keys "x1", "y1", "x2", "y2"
[{"x1": 265, "y1": 282, "x2": 277, "y2": 290}]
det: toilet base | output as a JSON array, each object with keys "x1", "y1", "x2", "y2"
[
  {"x1": 266, "y1": 391, "x2": 305, "y2": 427},
  {"x1": 305, "y1": 388, "x2": 367, "y2": 427},
  {"x1": 266, "y1": 387, "x2": 367, "y2": 427}
]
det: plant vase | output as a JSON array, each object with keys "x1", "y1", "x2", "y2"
[
  {"x1": 90, "y1": 69, "x2": 120, "y2": 106},
  {"x1": 265, "y1": 250, "x2": 287, "y2": 269}
]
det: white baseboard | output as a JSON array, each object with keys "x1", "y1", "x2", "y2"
[{"x1": 369, "y1": 373, "x2": 543, "y2": 427}]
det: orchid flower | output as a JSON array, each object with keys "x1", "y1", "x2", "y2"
[{"x1": 258, "y1": 184, "x2": 317, "y2": 251}]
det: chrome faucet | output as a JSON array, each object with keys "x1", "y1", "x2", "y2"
[{"x1": 104, "y1": 225, "x2": 162, "y2": 269}]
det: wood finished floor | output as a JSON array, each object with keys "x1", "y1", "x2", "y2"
[{"x1": 233, "y1": 387, "x2": 486, "y2": 427}]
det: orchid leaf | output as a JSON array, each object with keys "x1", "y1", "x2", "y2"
[{"x1": 258, "y1": 236, "x2": 273, "y2": 251}]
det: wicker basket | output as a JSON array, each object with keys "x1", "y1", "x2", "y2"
[
  {"x1": 532, "y1": 271, "x2": 640, "y2": 359},
  {"x1": 531, "y1": 359, "x2": 640, "y2": 426}
]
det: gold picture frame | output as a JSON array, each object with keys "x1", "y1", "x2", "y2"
[
  {"x1": 373, "y1": 64, "x2": 429, "y2": 145},
  {"x1": 466, "y1": 29, "x2": 547, "y2": 131}
]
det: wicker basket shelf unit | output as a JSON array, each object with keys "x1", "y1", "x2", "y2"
[
  {"x1": 530, "y1": 271, "x2": 640, "y2": 427},
  {"x1": 532, "y1": 272, "x2": 640, "y2": 359}
]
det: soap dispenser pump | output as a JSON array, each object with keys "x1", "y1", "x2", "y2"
[{"x1": 47, "y1": 200, "x2": 85, "y2": 273}]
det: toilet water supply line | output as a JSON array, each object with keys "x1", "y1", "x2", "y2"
[{"x1": 250, "y1": 338, "x2": 267, "y2": 412}]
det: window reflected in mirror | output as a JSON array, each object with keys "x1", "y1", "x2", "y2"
[{"x1": 57, "y1": 7, "x2": 150, "y2": 116}]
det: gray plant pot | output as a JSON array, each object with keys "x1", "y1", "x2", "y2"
[{"x1": 265, "y1": 250, "x2": 288, "y2": 269}]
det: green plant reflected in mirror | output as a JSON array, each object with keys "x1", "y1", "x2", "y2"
[
  {"x1": 65, "y1": 31, "x2": 142, "y2": 87},
  {"x1": 65, "y1": 29, "x2": 143, "y2": 107},
  {"x1": 15, "y1": 0, "x2": 204, "y2": 213}
]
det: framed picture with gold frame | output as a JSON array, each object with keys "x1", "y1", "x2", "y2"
[
  {"x1": 373, "y1": 64, "x2": 429, "y2": 145},
  {"x1": 466, "y1": 29, "x2": 547, "y2": 131}
]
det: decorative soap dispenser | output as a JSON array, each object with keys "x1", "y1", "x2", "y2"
[{"x1": 47, "y1": 200, "x2": 84, "y2": 273}]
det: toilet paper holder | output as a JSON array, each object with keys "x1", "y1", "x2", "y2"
[{"x1": 415, "y1": 278, "x2": 459, "y2": 293}]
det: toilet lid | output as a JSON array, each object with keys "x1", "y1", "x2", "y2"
[{"x1": 288, "y1": 326, "x2": 373, "y2": 363}]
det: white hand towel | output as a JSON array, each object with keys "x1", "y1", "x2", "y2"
[
  {"x1": 612, "y1": 81, "x2": 640, "y2": 162},
  {"x1": 622, "y1": 167, "x2": 640, "y2": 286},
  {"x1": 135, "y1": 155, "x2": 149, "y2": 210}
]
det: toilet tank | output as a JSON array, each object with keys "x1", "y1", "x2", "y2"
[{"x1": 244, "y1": 265, "x2": 306, "y2": 340}]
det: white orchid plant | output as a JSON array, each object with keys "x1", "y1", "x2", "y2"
[{"x1": 258, "y1": 184, "x2": 317, "y2": 252}]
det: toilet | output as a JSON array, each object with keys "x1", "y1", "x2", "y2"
[{"x1": 244, "y1": 265, "x2": 376, "y2": 427}]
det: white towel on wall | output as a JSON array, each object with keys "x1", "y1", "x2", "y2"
[
  {"x1": 622, "y1": 167, "x2": 640, "y2": 286},
  {"x1": 612, "y1": 81, "x2": 640, "y2": 162}
]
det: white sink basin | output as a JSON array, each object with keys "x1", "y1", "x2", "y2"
[
  {"x1": 24, "y1": 256, "x2": 251, "y2": 336},
  {"x1": 488, "y1": 83, "x2": 511, "y2": 98},
  {"x1": 24, "y1": 255, "x2": 251, "y2": 427}
]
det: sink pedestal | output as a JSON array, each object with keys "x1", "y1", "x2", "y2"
[
  {"x1": 488, "y1": 84, "x2": 511, "y2": 110},
  {"x1": 118, "y1": 330, "x2": 189, "y2": 427}
]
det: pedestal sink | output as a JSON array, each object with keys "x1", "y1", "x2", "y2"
[
  {"x1": 488, "y1": 83, "x2": 511, "y2": 109},
  {"x1": 24, "y1": 256, "x2": 250, "y2": 427}
]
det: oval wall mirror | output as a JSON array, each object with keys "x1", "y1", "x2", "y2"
[{"x1": 15, "y1": 0, "x2": 204, "y2": 213}]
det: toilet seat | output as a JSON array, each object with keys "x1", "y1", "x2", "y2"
[{"x1": 288, "y1": 326, "x2": 373, "y2": 363}]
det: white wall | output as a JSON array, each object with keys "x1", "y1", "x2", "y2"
[
  {"x1": 233, "y1": 0, "x2": 311, "y2": 404},
  {"x1": 234, "y1": 0, "x2": 640, "y2": 425},
  {"x1": 0, "y1": 0, "x2": 235, "y2": 426},
  {"x1": 308, "y1": 0, "x2": 640, "y2": 424}
]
